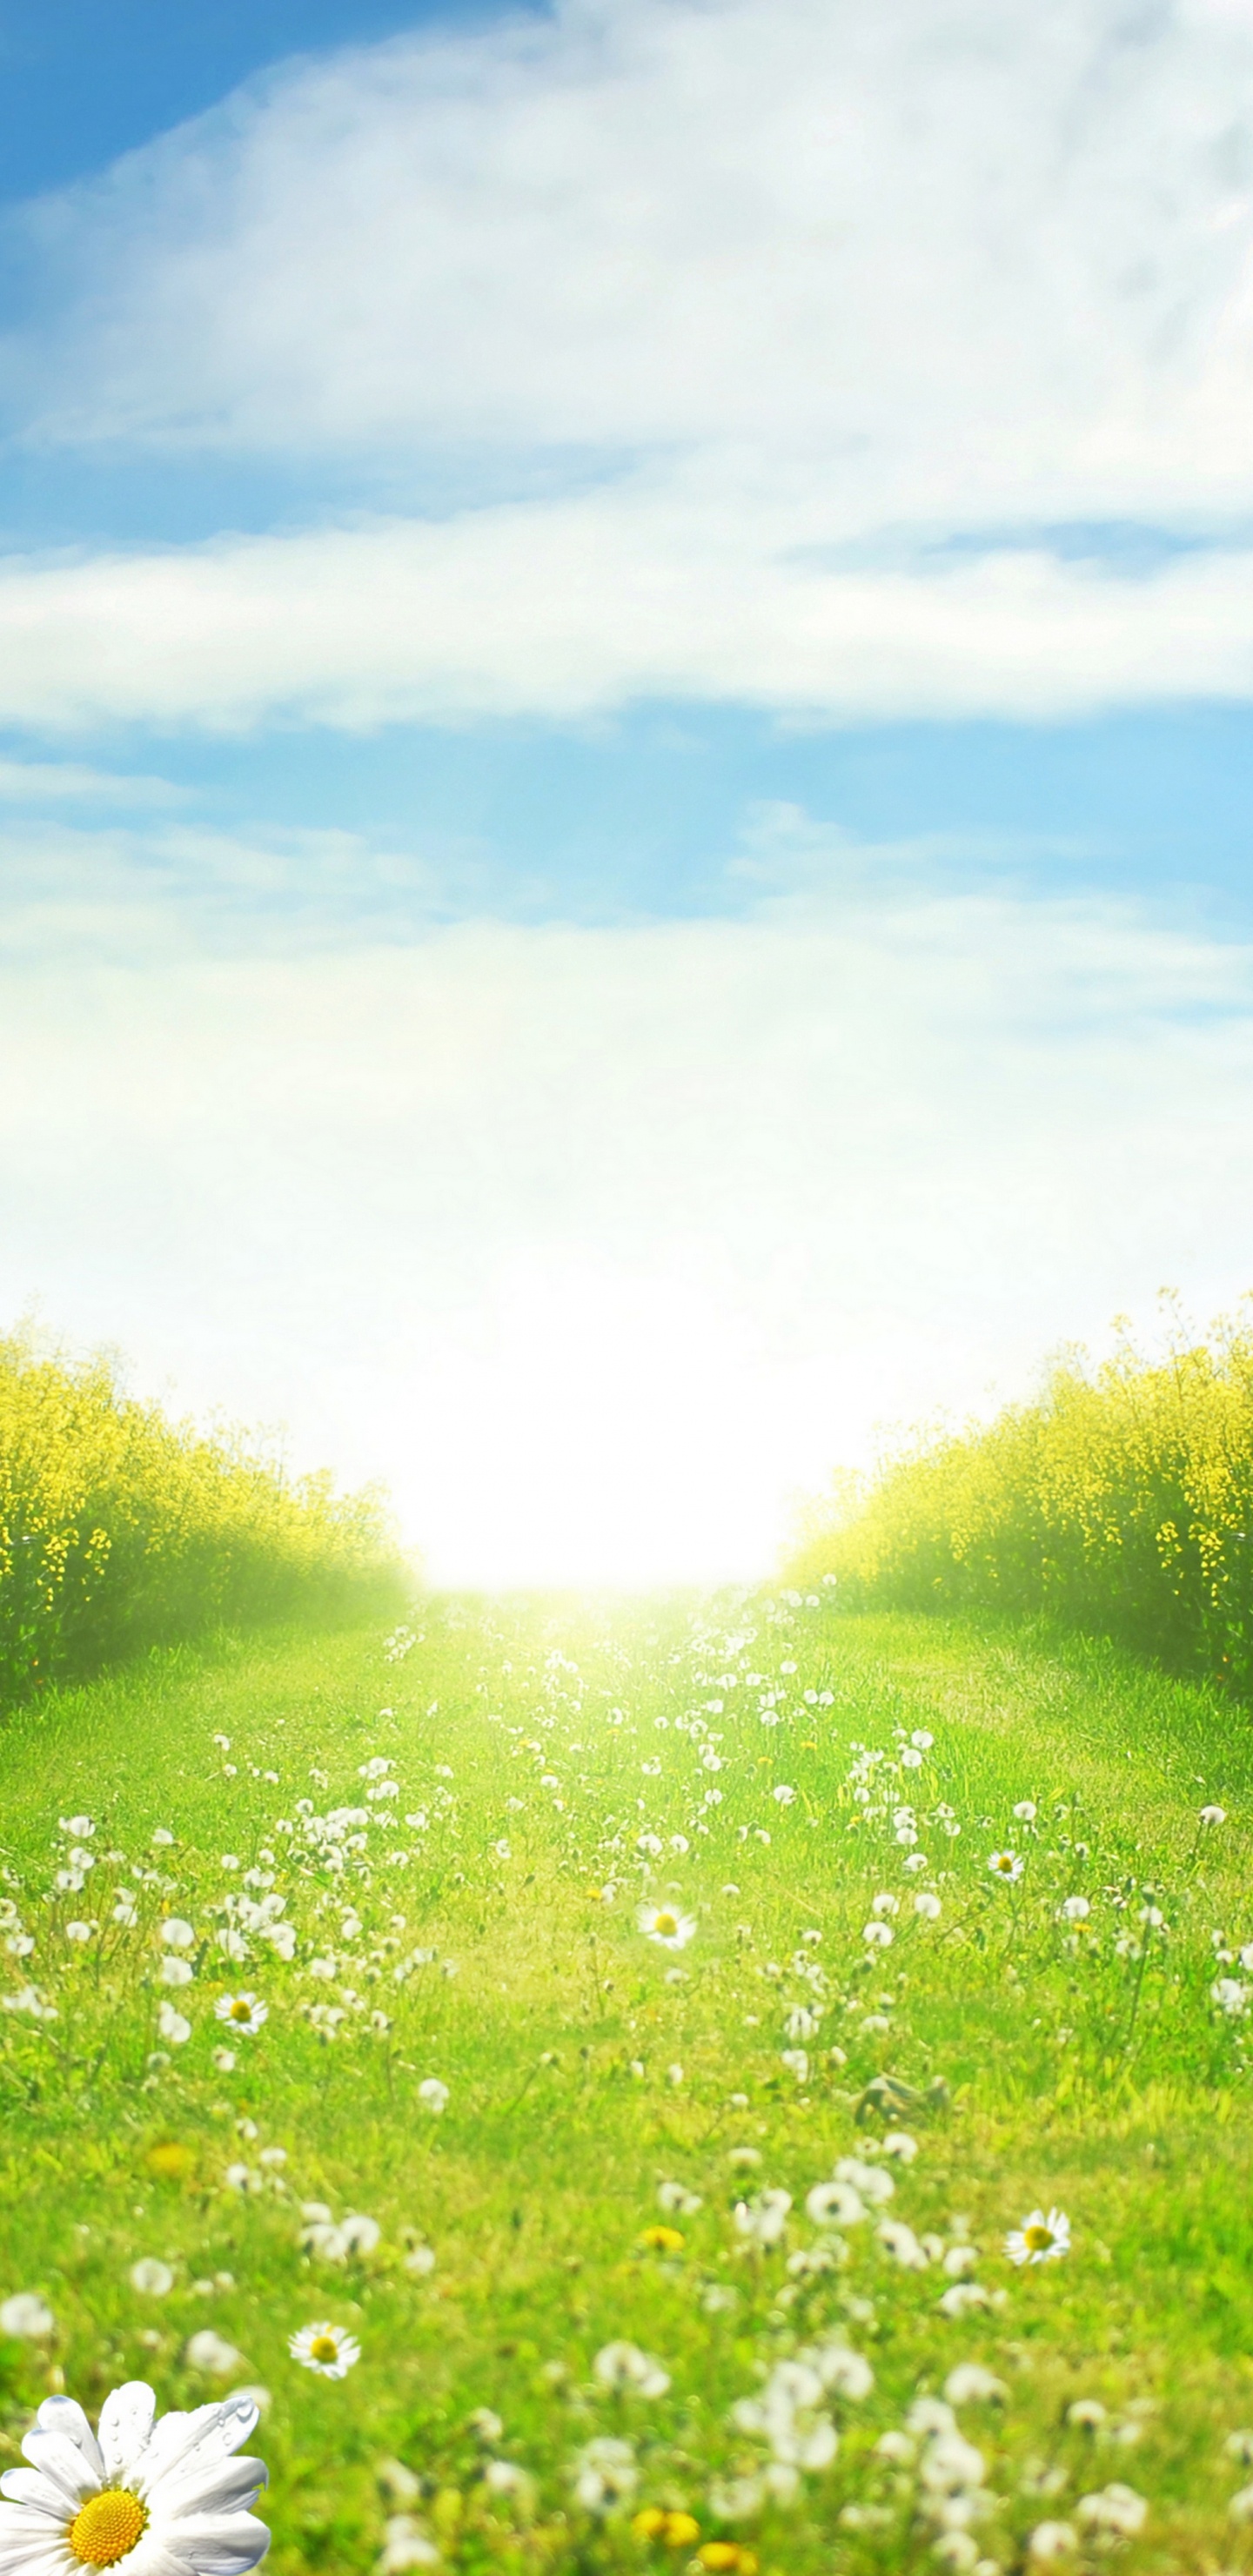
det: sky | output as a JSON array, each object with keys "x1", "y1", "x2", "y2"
[{"x1": 2, "y1": 0, "x2": 1253, "y2": 1587}]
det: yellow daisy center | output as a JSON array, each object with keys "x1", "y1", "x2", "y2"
[
  {"x1": 653, "y1": 1912, "x2": 678, "y2": 1937},
  {"x1": 68, "y1": 2490, "x2": 148, "y2": 2567},
  {"x1": 310, "y1": 2331, "x2": 341, "y2": 2363},
  {"x1": 1023, "y1": 2223, "x2": 1055, "y2": 2252},
  {"x1": 228, "y1": 2000, "x2": 253, "y2": 2022}
]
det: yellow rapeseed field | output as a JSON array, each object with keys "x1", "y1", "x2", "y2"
[
  {"x1": 788, "y1": 1301, "x2": 1253, "y2": 1687},
  {"x1": 0, "y1": 1325, "x2": 401, "y2": 1695}
]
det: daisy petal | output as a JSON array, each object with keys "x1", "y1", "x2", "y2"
[
  {"x1": 30, "y1": 2396, "x2": 104, "y2": 2480},
  {"x1": 149, "y1": 2459, "x2": 266, "y2": 2521},
  {"x1": 148, "y1": 2506, "x2": 271, "y2": 2573},
  {"x1": 99, "y1": 2381, "x2": 158, "y2": 2482}
]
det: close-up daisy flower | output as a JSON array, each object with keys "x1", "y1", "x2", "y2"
[
  {"x1": 215, "y1": 1995, "x2": 269, "y2": 2036},
  {"x1": 0, "y1": 2380, "x2": 268, "y2": 2572},
  {"x1": 637, "y1": 1906, "x2": 696, "y2": 1950},
  {"x1": 1006, "y1": 2207, "x2": 1071, "y2": 2266},
  {"x1": 288, "y1": 2323, "x2": 361, "y2": 2378},
  {"x1": 988, "y1": 1851, "x2": 1023, "y2": 1883}
]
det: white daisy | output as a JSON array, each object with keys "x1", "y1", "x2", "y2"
[
  {"x1": 1005, "y1": 2207, "x2": 1071, "y2": 2266},
  {"x1": 215, "y1": 1996, "x2": 268, "y2": 2036},
  {"x1": 593, "y1": 2342, "x2": 670, "y2": 2397},
  {"x1": 288, "y1": 2323, "x2": 360, "y2": 2379},
  {"x1": 636, "y1": 1905, "x2": 696, "y2": 1951},
  {"x1": 988, "y1": 1851, "x2": 1023, "y2": 1882},
  {"x1": 0, "y1": 2379, "x2": 267, "y2": 2572}
]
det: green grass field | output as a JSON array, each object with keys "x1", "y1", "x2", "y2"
[{"x1": 3, "y1": 1588, "x2": 1253, "y2": 2576}]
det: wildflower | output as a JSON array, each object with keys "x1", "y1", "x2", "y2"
[
  {"x1": 834, "y1": 2157, "x2": 895, "y2": 2205},
  {"x1": 146, "y1": 2143, "x2": 193, "y2": 2181},
  {"x1": 466, "y1": 2407, "x2": 504, "y2": 2443},
  {"x1": 379, "y1": 2515, "x2": 440, "y2": 2569},
  {"x1": 861, "y1": 1922, "x2": 894, "y2": 1949},
  {"x1": 1212, "y1": 1977, "x2": 1249, "y2": 2016},
  {"x1": 942, "y1": 2244, "x2": 979, "y2": 2277},
  {"x1": 871, "y1": 1892, "x2": 899, "y2": 1917},
  {"x1": 881, "y1": 2130, "x2": 918, "y2": 2162},
  {"x1": 1076, "y1": 2485, "x2": 1146, "y2": 2539},
  {"x1": 784, "y1": 2005, "x2": 818, "y2": 2042},
  {"x1": 734, "y1": 2189, "x2": 791, "y2": 2247},
  {"x1": 945, "y1": 2365, "x2": 1006, "y2": 2405},
  {"x1": 129, "y1": 2259, "x2": 174, "y2": 2297},
  {"x1": 1066, "y1": 2399, "x2": 1106, "y2": 2429},
  {"x1": 878, "y1": 2219, "x2": 928, "y2": 2269},
  {"x1": 1028, "y1": 2525, "x2": 1077, "y2": 2559},
  {"x1": 290, "y1": 2321, "x2": 360, "y2": 2378},
  {"x1": 593, "y1": 2342, "x2": 671, "y2": 2397},
  {"x1": 1014, "y1": 1801, "x2": 1037, "y2": 1821},
  {"x1": 184, "y1": 2330, "x2": 244, "y2": 2375},
  {"x1": 938, "y1": 2283, "x2": 992, "y2": 2318},
  {"x1": 1059, "y1": 1895, "x2": 1090, "y2": 1922},
  {"x1": 161, "y1": 1919, "x2": 196, "y2": 1949},
  {"x1": 772, "y1": 1786, "x2": 795, "y2": 1806},
  {"x1": 1006, "y1": 2207, "x2": 1070, "y2": 2266},
  {"x1": 914, "y1": 1891, "x2": 942, "y2": 1920},
  {"x1": 340, "y1": 2214, "x2": 381, "y2": 2255},
  {"x1": 988, "y1": 1852, "x2": 1022, "y2": 1882},
  {"x1": 571, "y1": 2435, "x2": 638, "y2": 2512},
  {"x1": 658, "y1": 2181, "x2": 702, "y2": 2216},
  {"x1": 809, "y1": 2342, "x2": 873, "y2": 2398},
  {"x1": 1230, "y1": 2484, "x2": 1253, "y2": 2524},
  {"x1": 213, "y1": 2047, "x2": 238, "y2": 2072},
  {"x1": 1200, "y1": 1806, "x2": 1227, "y2": 1826},
  {"x1": 159, "y1": 1955, "x2": 194, "y2": 1988},
  {"x1": 638, "y1": 2226, "x2": 685, "y2": 2254},
  {"x1": 0, "y1": 2382, "x2": 267, "y2": 2573},
  {"x1": 215, "y1": 1994, "x2": 268, "y2": 2036},
  {"x1": 156, "y1": 2003, "x2": 191, "y2": 2046},
  {"x1": 780, "y1": 2049, "x2": 808, "y2": 2080},
  {"x1": 404, "y1": 2244, "x2": 436, "y2": 2275},
  {"x1": 638, "y1": 1906, "x2": 696, "y2": 1951},
  {"x1": 1227, "y1": 2431, "x2": 1253, "y2": 2465},
  {"x1": 3, "y1": 1986, "x2": 56, "y2": 2021},
  {"x1": 0, "y1": 2294, "x2": 54, "y2": 2339},
  {"x1": 634, "y1": 2507, "x2": 700, "y2": 2546},
  {"x1": 418, "y1": 2078, "x2": 449, "y2": 2114}
]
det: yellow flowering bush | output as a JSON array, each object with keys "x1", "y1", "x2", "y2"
[
  {"x1": 789, "y1": 1303, "x2": 1253, "y2": 1688},
  {"x1": 0, "y1": 1326, "x2": 402, "y2": 1695}
]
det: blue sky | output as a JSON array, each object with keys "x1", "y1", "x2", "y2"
[{"x1": 2, "y1": 0, "x2": 1253, "y2": 1583}]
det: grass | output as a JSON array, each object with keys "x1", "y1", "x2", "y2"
[{"x1": 3, "y1": 1589, "x2": 1253, "y2": 2576}]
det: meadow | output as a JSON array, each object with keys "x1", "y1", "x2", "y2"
[{"x1": 3, "y1": 1587, "x2": 1253, "y2": 2576}]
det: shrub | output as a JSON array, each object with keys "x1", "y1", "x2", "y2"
[
  {"x1": 787, "y1": 1302, "x2": 1253, "y2": 1691},
  {"x1": 0, "y1": 1325, "x2": 405, "y2": 1698}
]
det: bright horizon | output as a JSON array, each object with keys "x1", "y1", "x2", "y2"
[{"x1": 3, "y1": 0, "x2": 1253, "y2": 1587}]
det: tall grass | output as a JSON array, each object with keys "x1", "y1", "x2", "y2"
[
  {"x1": 0, "y1": 1325, "x2": 404, "y2": 1697},
  {"x1": 788, "y1": 1301, "x2": 1253, "y2": 1689}
]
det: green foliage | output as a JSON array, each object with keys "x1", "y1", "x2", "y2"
[
  {"x1": 1, "y1": 1596, "x2": 1253, "y2": 2575},
  {"x1": 787, "y1": 1301, "x2": 1253, "y2": 1687},
  {"x1": 0, "y1": 1325, "x2": 405, "y2": 1697}
]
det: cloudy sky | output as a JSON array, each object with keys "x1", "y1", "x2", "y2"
[{"x1": 2, "y1": 0, "x2": 1252, "y2": 1585}]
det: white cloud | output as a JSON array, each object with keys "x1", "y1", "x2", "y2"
[
  {"x1": 19, "y1": 0, "x2": 1253, "y2": 512},
  {"x1": 5, "y1": 0, "x2": 1253, "y2": 728},
  {"x1": 2, "y1": 500, "x2": 1253, "y2": 731},
  {"x1": 3, "y1": 827, "x2": 1253, "y2": 1585}
]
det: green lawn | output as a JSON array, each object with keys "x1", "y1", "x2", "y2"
[{"x1": 3, "y1": 1591, "x2": 1253, "y2": 2576}]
